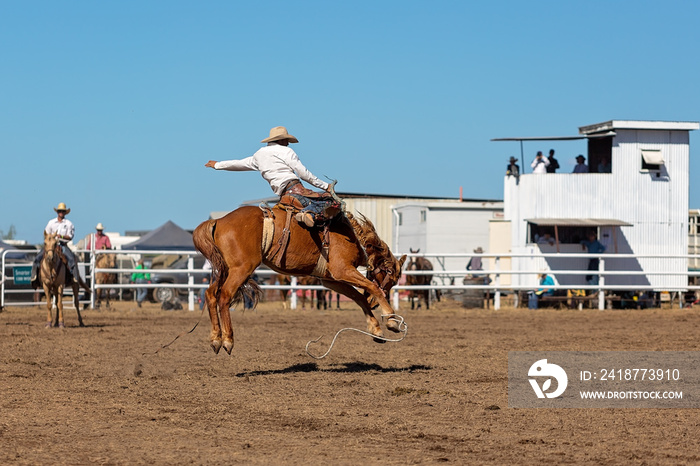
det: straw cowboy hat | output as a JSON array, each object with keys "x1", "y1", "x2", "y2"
[
  {"x1": 261, "y1": 126, "x2": 299, "y2": 144},
  {"x1": 474, "y1": 247, "x2": 484, "y2": 253},
  {"x1": 95, "y1": 223, "x2": 104, "y2": 231},
  {"x1": 53, "y1": 202, "x2": 71, "y2": 214}
]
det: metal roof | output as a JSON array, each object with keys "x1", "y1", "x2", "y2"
[
  {"x1": 525, "y1": 218, "x2": 633, "y2": 227},
  {"x1": 579, "y1": 120, "x2": 700, "y2": 134},
  {"x1": 491, "y1": 131, "x2": 616, "y2": 142}
]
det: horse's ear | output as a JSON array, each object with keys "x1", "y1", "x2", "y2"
[
  {"x1": 398, "y1": 254, "x2": 407, "y2": 269},
  {"x1": 409, "y1": 248, "x2": 419, "y2": 254}
]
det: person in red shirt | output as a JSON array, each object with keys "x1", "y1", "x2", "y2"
[{"x1": 87, "y1": 223, "x2": 113, "y2": 250}]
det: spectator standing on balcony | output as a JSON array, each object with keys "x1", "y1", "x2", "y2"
[
  {"x1": 546, "y1": 149, "x2": 559, "y2": 173},
  {"x1": 506, "y1": 156, "x2": 520, "y2": 178},
  {"x1": 131, "y1": 258, "x2": 150, "y2": 307},
  {"x1": 573, "y1": 155, "x2": 589, "y2": 173},
  {"x1": 581, "y1": 230, "x2": 606, "y2": 285},
  {"x1": 530, "y1": 151, "x2": 550, "y2": 174}
]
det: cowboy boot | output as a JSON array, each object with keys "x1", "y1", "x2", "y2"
[
  {"x1": 30, "y1": 263, "x2": 40, "y2": 289},
  {"x1": 294, "y1": 211, "x2": 315, "y2": 228}
]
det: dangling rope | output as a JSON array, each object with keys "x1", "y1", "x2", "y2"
[
  {"x1": 144, "y1": 306, "x2": 205, "y2": 356},
  {"x1": 305, "y1": 314, "x2": 408, "y2": 360}
]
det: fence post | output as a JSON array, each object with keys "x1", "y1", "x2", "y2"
[
  {"x1": 598, "y1": 257, "x2": 605, "y2": 310},
  {"x1": 290, "y1": 276, "x2": 298, "y2": 309},
  {"x1": 1, "y1": 251, "x2": 5, "y2": 309},
  {"x1": 494, "y1": 255, "x2": 501, "y2": 310},
  {"x1": 187, "y1": 255, "x2": 195, "y2": 311},
  {"x1": 89, "y1": 244, "x2": 96, "y2": 310}
]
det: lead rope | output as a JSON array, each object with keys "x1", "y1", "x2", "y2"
[{"x1": 305, "y1": 314, "x2": 408, "y2": 360}]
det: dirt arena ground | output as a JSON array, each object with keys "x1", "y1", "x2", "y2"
[{"x1": 2, "y1": 298, "x2": 700, "y2": 465}]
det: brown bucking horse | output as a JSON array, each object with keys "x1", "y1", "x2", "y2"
[
  {"x1": 193, "y1": 207, "x2": 407, "y2": 354},
  {"x1": 94, "y1": 247, "x2": 117, "y2": 309},
  {"x1": 40, "y1": 232, "x2": 85, "y2": 328},
  {"x1": 405, "y1": 248, "x2": 439, "y2": 309}
]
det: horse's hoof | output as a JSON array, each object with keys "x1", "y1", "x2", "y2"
[
  {"x1": 211, "y1": 340, "x2": 222, "y2": 354},
  {"x1": 58, "y1": 322, "x2": 65, "y2": 329},
  {"x1": 45, "y1": 322, "x2": 52, "y2": 328},
  {"x1": 385, "y1": 318, "x2": 401, "y2": 333},
  {"x1": 373, "y1": 337, "x2": 387, "y2": 344},
  {"x1": 223, "y1": 340, "x2": 234, "y2": 355}
]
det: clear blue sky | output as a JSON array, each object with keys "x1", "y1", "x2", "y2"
[{"x1": 2, "y1": 1, "x2": 699, "y2": 245}]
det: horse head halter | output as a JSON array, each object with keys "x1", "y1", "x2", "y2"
[{"x1": 368, "y1": 262, "x2": 396, "y2": 297}]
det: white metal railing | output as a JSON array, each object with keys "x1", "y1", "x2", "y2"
[
  {"x1": 1, "y1": 248, "x2": 90, "y2": 309},
  {"x1": 396, "y1": 252, "x2": 700, "y2": 310},
  {"x1": 4, "y1": 248, "x2": 700, "y2": 311}
]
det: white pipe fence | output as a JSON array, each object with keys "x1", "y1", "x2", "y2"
[{"x1": 3, "y1": 249, "x2": 700, "y2": 311}]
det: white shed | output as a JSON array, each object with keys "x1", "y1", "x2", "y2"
[
  {"x1": 495, "y1": 119, "x2": 699, "y2": 290},
  {"x1": 393, "y1": 200, "x2": 504, "y2": 273}
]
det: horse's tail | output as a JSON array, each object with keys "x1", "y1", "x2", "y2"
[
  {"x1": 232, "y1": 277, "x2": 262, "y2": 311},
  {"x1": 193, "y1": 218, "x2": 262, "y2": 310},
  {"x1": 193, "y1": 219, "x2": 228, "y2": 296}
]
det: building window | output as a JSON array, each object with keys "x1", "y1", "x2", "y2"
[
  {"x1": 529, "y1": 225, "x2": 594, "y2": 244},
  {"x1": 641, "y1": 149, "x2": 663, "y2": 172},
  {"x1": 420, "y1": 210, "x2": 427, "y2": 223}
]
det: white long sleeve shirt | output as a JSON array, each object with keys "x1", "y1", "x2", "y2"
[
  {"x1": 214, "y1": 144, "x2": 329, "y2": 196},
  {"x1": 45, "y1": 218, "x2": 75, "y2": 243},
  {"x1": 530, "y1": 156, "x2": 550, "y2": 174}
]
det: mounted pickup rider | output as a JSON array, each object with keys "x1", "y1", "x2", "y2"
[
  {"x1": 31, "y1": 202, "x2": 91, "y2": 292},
  {"x1": 205, "y1": 126, "x2": 341, "y2": 227}
]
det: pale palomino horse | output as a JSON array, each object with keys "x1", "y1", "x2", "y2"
[
  {"x1": 40, "y1": 232, "x2": 85, "y2": 328},
  {"x1": 94, "y1": 247, "x2": 117, "y2": 309}
]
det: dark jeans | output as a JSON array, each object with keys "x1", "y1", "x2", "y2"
[
  {"x1": 283, "y1": 181, "x2": 341, "y2": 223},
  {"x1": 287, "y1": 193, "x2": 341, "y2": 222}
]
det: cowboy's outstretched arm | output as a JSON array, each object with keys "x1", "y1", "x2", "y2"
[{"x1": 205, "y1": 156, "x2": 256, "y2": 171}]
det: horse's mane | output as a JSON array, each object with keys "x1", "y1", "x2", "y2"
[{"x1": 345, "y1": 212, "x2": 394, "y2": 271}]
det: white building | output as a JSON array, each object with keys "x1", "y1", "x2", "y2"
[{"x1": 494, "y1": 119, "x2": 699, "y2": 290}]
